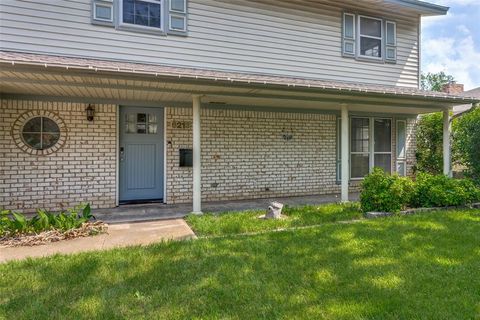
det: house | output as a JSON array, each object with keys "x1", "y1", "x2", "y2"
[
  {"x1": 1, "y1": 0, "x2": 479, "y2": 214},
  {"x1": 451, "y1": 86, "x2": 480, "y2": 116}
]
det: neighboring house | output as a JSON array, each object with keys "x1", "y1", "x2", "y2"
[
  {"x1": 0, "y1": 0, "x2": 479, "y2": 213},
  {"x1": 454, "y1": 87, "x2": 480, "y2": 116}
]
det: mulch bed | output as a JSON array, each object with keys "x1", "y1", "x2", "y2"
[{"x1": 0, "y1": 221, "x2": 108, "y2": 248}]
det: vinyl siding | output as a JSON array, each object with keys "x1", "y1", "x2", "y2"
[{"x1": 0, "y1": 0, "x2": 420, "y2": 87}]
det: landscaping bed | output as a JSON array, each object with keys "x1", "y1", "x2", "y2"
[
  {"x1": 0, "y1": 204, "x2": 107, "y2": 247},
  {"x1": 1, "y1": 209, "x2": 479, "y2": 319}
]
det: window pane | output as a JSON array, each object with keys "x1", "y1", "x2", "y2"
[
  {"x1": 374, "y1": 119, "x2": 391, "y2": 152},
  {"x1": 22, "y1": 133, "x2": 42, "y2": 149},
  {"x1": 344, "y1": 41, "x2": 354, "y2": 54},
  {"x1": 23, "y1": 117, "x2": 42, "y2": 133},
  {"x1": 360, "y1": 37, "x2": 382, "y2": 57},
  {"x1": 137, "y1": 113, "x2": 147, "y2": 123},
  {"x1": 171, "y1": 0, "x2": 185, "y2": 12},
  {"x1": 351, "y1": 154, "x2": 370, "y2": 178},
  {"x1": 171, "y1": 16, "x2": 185, "y2": 30},
  {"x1": 344, "y1": 14, "x2": 354, "y2": 38},
  {"x1": 123, "y1": 0, "x2": 135, "y2": 23},
  {"x1": 149, "y1": 3, "x2": 161, "y2": 28},
  {"x1": 386, "y1": 47, "x2": 396, "y2": 60},
  {"x1": 135, "y1": 2, "x2": 149, "y2": 26},
  {"x1": 148, "y1": 124, "x2": 158, "y2": 134},
  {"x1": 137, "y1": 123, "x2": 147, "y2": 134},
  {"x1": 375, "y1": 154, "x2": 392, "y2": 173},
  {"x1": 42, "y1": 118, "x2": 60, "y2": 133},
  {"x1": 351, "y1": 118, "x2": 369, "y2": 153},
  {"x1": 42, "y1": 133, "x2": 60, "y2": 149},
  {"x1": 95, "y1": 4, "x2": 112, "y2": 20},
  {"x1": 126, "y1": 122, "x2": 136, "y2": 134},
  {"x1": 360, "y1": 17, "x2": 382, "y2": 37},
  {"x1": 397, "y1": 161, "x2": 406, "y2": 176},
  {"x1": 386, "y1": 22, "x2": 395, "y2": 45},
  {"x1": 397, "y1": 121, "x2": 406, "y2": 159}
]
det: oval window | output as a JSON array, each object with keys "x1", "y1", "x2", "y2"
[{"x1": 22, "y1": 117, "x2": 61, "y2": 150}]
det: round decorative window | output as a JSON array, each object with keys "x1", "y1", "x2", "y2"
[
  {"x1": 22, "y1": 117, "x2": 60, "y2": 150},
  {"x1": 12, "y1": 111, "x2": 67, "y2": 156}
]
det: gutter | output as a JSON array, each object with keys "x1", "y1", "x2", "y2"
[{"x1": 385, "y1": 0, "x2": 449, "y2": 15}]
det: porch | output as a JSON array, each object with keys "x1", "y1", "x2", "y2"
[{"x1": 1, "y1": 51, "x2": 476, "y2": 214}]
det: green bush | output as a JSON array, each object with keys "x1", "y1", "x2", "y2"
[
  {"x1": 360, "y1": 168, "x2": 414, "y2": 213},
  {"x1": 415, "y1": 112, "x2": 444, "y2": 174},
  {"x1": 0, "y1": 204, "x2": 93, "y2": 237},
  {"x1": 411, "y1": 173, "x2": 480, "y2": 208}
]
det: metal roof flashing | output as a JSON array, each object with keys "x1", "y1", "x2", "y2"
[{"x1": 385, "y1": 0, "x2": 449, "y2": 16}]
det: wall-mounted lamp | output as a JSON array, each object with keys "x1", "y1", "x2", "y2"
[{"x1": 86, "y1": 104, "x2": 95, "y2": 122}]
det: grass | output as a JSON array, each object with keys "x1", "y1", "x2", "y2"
[
  {"x1": 1, "y1": 209, "x2": 480, "y2": 319},
  {"x1": 186, "y1": 202, "x2": 363, "y2": 237}
]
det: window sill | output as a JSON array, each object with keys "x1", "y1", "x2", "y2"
[{"x1": 117, "y1": 23, "x2": 166, "y2": 36}]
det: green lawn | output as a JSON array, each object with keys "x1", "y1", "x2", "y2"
[
  {"x1": 186, "y1": 203, "x2": 363, "y2": 237},
  {"x1": 1, "y1": 209, "x2": 480, "y2": 319}
]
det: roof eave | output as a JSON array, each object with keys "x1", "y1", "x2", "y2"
[{"x1": 385, "y1": 0, "x2": 449, "y2": 16}]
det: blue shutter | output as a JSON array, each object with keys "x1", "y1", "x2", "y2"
[
  {"x1": 167, "y1": 0, "x2": 188, "y2": 36},
  {"x1": 342, "y1": 13, "x2": 356, "y2": 57},
  {"x1": 92, "y1": 0, "x2": 114, "y2": 27},
  {"x1": 385, "y1": 21, "x2": 397, "y2": 63}
]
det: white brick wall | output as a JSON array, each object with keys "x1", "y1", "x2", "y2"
[
  {"x1": 0, "y1": 99, "x2": 417, "y2": 211},
  {"x1": 0, "y1": 100, "x2": 117, "y2": 212}
]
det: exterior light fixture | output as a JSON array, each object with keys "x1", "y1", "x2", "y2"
[{"x1": 86, "y1": 104, "x2": 95, "y2": 122}]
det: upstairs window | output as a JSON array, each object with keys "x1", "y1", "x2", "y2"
[
  {"x1": 359, "y1": 16, "x2": 383, "y2": 59},
  {"x1": 91, "y1": 0, "x2": 188, "y2": 36},
  {"x1": 121, "y1": 0, "x2": 163, "y2": 30},
  {"x1": 342, "y1": 12, "x2": 397, "y2": 63}
]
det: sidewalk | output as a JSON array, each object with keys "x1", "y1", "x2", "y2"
[{"x1": 0, "y1": 219, "x2": 195, "y2": 264}]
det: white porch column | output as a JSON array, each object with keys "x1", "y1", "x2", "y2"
[
  {"x1": 341, "y1": 104, "x2": 349, "y2": 202},
  {"x1": 443, "y1": 109, "x2": 452, "y2": 177},
  {"x1": 192, "y1": 95, "x2": 202, "y2": 214}
]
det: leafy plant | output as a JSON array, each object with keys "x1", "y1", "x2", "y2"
[
  {"x1": 0, "y1": 203, "x2": 94, "y2": 237},
  {"x1": 360, "y1": 168, "x2": 414, "y2": 213},
  {"x1": 453, "y1": 106, "x2": 480, "y2": 183}
]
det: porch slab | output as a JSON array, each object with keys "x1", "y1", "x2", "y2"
[
  {"x1": 95, "y1": 193, "x2": 359, "y2": 224},
  {"x1": 0, "y1": 219, "x2": 195, "y2": 264}
]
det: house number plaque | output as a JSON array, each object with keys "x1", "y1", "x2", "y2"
[{"x1": 169, "y1": 120, "x2": 193, "y2": 129}]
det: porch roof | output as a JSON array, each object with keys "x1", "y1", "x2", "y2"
[{"x1": 1, "y1": 51, "x2": 478, "y2": 115}]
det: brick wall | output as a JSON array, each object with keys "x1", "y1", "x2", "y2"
[
  {"x1": 0, "y1": 99, "x2": 117, "y2": 212},
  {"x1": 166, "y1": 108, "x2": 418, "y2": 204},
  {"x1": 166, "y1": 107, "x2": 339, "y2": 203}
]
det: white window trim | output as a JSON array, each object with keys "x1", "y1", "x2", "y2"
[
  {"x1": 93, "y1": 2, "x2": 114, "y2": 22},
  {"x1": 118, "y1": 0, "x2": 165, "y2": 33},
  {"x1": 169, "y1": 0, "x2": 186, "y2": 13},
  {"x1": 357, "y1": 15, "x2": 384, "y2": 60},
  {"x1": 349, "y1": 116, "x2": 393, "y2": 180},
  {"x1": 169, "y1": 13, "x2": 187, "y2": 31}
]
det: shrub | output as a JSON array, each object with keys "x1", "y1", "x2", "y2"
[
  {"x1": 360, "y1": 168, "x2": 414, "y2": 213},
  {"x1": 415, "y1": 112, "x2": 444, "y2": 174},
  {"x1": 411, "y1": 173, "x2": 480, "y2": 208},
  {"x1": 0, "y1": 204, "x2": 93, "y2": 237}
]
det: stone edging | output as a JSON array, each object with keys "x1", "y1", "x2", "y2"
[{"x1": 365, "y1": 203, "x2": 480, "y2": 219}]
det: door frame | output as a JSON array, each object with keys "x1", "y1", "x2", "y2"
[{"x1": 115, "y1": 105, "x2": 167, "y2": 206}]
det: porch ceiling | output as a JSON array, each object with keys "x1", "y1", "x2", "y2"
[{"x1": 1, "y1": 52, "x2": 478, "y2": 115}]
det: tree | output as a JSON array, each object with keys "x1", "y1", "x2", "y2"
[
  {"x1": 421, "y1": 71, "x2": 455, "y2": 91},
  {"x1": 453, "y1": 107, "x2": 480, "y2": 182},
  {"x1": 416, "y1": 72, "x2": 456, "y2": 174},
  {"x1": 415, "y1": 112, "x2": 444, "y2": 174}
]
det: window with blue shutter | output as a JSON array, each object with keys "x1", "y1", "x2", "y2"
[
  {"x1": 168, "y1": 0, "x2": 188, "y2": 35},
  {"x1": 385, "y1": 21, "x2": 397, "y2": 63},
  {"x1": 343, "y1": 13, "x2": 356, "y2": 57},
  {"x1": 92, "y1": 0, "x2": 114, "y2": 26}
]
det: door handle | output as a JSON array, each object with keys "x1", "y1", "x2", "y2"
[{"x1": 120, "y1": 147, "x2": 125, "y2": 162}]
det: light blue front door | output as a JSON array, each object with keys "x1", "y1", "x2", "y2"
[{"x1": 119, "y1": 106, "x2": 164, "y2": 203}]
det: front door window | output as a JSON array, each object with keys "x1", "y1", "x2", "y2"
[{"x1": 126, "y1": 113, "x2": 158, "y2": 134}]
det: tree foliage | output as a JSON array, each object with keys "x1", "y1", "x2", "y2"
[
  {"x1": 421, "y1": 72, "x2": 455, "y2": 91},
  {"x1": 453, "y1": 107, "x2": 480, "y2": 182},
  {"x1": 415, "y1": 112, "x2": 444, "y2": 174}
]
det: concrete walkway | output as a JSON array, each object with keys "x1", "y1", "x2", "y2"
[
  {"x1": 0, "y1": 219, "x2": 195, "y2": 264},
  {"x1": 96, "y1": 193, "x2": 359, "y2": 224}
]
